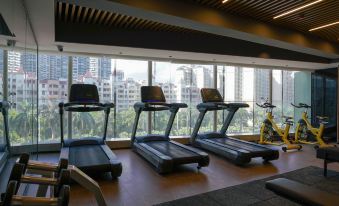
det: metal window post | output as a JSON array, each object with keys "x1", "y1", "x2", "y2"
[
  {"x1": 147, "y1": 61, "x2": 152, "y2": 134},
  {"x1": 269, "y1": 69, "x2": 273, "y2": 103},
  {"x1": 3, "y1": 50, "x2": 8, "y2": 101},
  {"x1": 67, "y1": 56, "x2": 73, "y2": 139},
  {"x1": 213, "y1": 65, "x2": 217, "y2": 132}
]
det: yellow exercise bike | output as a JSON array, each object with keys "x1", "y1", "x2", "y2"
[
  {"x1": 292, "y1": 103, "x2": 334, "y2": 149},
  {"x1": 257, "y1": 101, "x2": 302, "y2": 152}
]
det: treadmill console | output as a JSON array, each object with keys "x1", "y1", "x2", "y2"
[
  {"x1": 141, "y1": 86, "x2": 166, "y2": 103},
  {"x1": 201, "y1": 88, "x2": 223, "y2": 103},
  {"x1": 69, "y1": 84, "x2": 99, "y2": 103}
]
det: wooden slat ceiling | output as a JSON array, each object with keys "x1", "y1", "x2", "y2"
[
  {"x1": 186, "y1": 0, "x2": 339, "y2": 43},
  {"x1": 55, "y1": 1, "x2": 209, "y2": 36}
]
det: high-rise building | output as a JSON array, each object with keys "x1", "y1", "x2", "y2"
[
  {"x1": 7, "y1": 51, "x2": 21, "y2": 72},
  {"x1": 21, "y1": 53, "x2": 37, "y2": 73},
  {"x1": 98, "y1": 58, "x2": 111, "y2": 79},
  {"x1": 72, "y1": 56, "x2": 90, "y2": 81},
  {"x1": 38, "y1": 55, "x2": 68, "y2": 80},
  {"x1": 254, "y1": 68, "x2": 270, "y2": 102}
]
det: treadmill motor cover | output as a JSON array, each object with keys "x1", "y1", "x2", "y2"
[
  {"x1": 69, "y1": 84, "x2": 99, "y2": 103},
  {"x1": 141, "y1": 86, "x2": 166, "y2": 103},
  {"x1": 201, "y1": 88, "x2": 223, "y2": 103}
]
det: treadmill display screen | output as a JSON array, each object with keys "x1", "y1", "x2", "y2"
[
  {"x1": 201, "y1": 88, "x2": 223, "y2": 103},
  {"x1": 69, "y1": 84, "x2": 99, "y2": 103},
  {"x1": 141, "y1": 86, "x2": 166, "y2": 103}
]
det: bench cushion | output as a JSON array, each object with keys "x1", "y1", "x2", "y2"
[
  {"x1": 317, "y1": 147, "x2": 339, "y2": 161},
  {"x1": 266, "y1": 178, "x2": 339, "y2": 206}
]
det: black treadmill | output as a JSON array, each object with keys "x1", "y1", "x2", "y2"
[
  {"x1": 131, "y1": 86, "x2": 209, "y2": 173},
  {"x1": 59, "y1": 84, "x2": 122, "y2": 178},
  {"x1": 191, "y1": 88, "x2": 279, "y2": 165}
]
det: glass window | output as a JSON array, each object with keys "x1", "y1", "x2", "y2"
[
  {"x1": 38, "y1": 54, "x2": 68, "y2": 143},
  {"x1": 282, "y1": 71, "x2": 295, "y2": 119},
  {"x1": 8, "y1": 50, "x2": 38, "y2": 145},
  {"x1": 217, "y1": 66, "x2": 255, "y2": 134},
  {"x1": 272, "y1": 70, "x2": 296, "y2": 127},
  {"x1": 71, "y1": 56, "x2": 114, "y2": 139},
  {"x1": 114, "y1": 59, "x2": 148, "y2": 138},
  {"x1": 152, "y1": 63, "x2": 214, "y2": 136},
  {"x1": 272, "y1": 70, "x2": 283, "y2": 124},
  {"x1": 254, "y1": 68, "x2": 271, "y2": 133}
]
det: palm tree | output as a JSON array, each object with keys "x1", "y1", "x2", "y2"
[
  {"x1": 72, "y1": 112, "x2": 96, "y2": 137},
  {"x1": 39, "y1": 102, "x2": 60, "y2": 142},
  {"x1": 11, "y1": 101, "x2": 37, "y2": 144}
]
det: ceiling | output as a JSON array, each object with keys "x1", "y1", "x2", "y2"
[
  {"x1": 55, "y1": 1, "x2": 205, "y2": 35},
  {"x1": 0, "y1": 0, "x2": 338, "y2": 70},
  {"x1": 186, "y1": 0, "x2": 339, "y2": 43}
]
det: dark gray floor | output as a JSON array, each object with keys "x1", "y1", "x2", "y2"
[{"x1": 155, "y1": 166, "x2": 339, "y2": 206}]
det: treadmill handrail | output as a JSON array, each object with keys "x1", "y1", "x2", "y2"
[
  {"x1": 197, "y1": 102, "x2": 249, "y2": 110},
  {"x1": 134, "y1": 102, "x2": 188, "y2": 111},
  {"x1": 61, "y1": 102, "x2": 114, "y2": 112}
]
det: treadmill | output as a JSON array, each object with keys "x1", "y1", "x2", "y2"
[
  {"x1": 59, "y1": 84, "x2": 122, "y2": 178},
  {"x1": 191, "y1": 88, "x2": 279, "y2": 165},
  {"x1": 132, "y1": 86, "x2": 209, "y2": 174}
]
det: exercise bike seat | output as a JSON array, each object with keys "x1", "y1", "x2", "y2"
[
  {"x1": 282, "y1": 116, "x2": 293, "y2": 120},
  {"x1": 316, "y1": 116, "x2": 328, "y2": 120}
]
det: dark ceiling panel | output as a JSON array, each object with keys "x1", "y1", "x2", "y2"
[
  {"x1": 185, "y1": 0, "x2": 339, "y2": 43},
  {"x1": 54, "y1": 1, "x2": 332, "y2": 62}
]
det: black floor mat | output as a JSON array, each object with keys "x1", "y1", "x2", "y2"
[{"x1": 155, "y1": 166, "x2": 339, "y2": 206}]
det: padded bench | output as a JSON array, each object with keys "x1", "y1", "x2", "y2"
[
  {"x1": 317, "y1": 147, "x2": 339, "y2": 176},
  {"x1": 266, "y1": 178, "x2": 339, "y2": 206}
]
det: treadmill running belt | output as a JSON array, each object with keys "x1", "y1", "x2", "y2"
[
  {"x1": 146, "y1": 141, "x2": 199, "y2": 158},
  {"x1": 209, "y1": 138, "x2": 268, "y2": 153},
  {"x1": 69, "y1": 145, "x2": 110, "y2": 167}
]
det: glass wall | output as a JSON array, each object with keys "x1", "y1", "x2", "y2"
[
  {"x1": 38, "y1": 54, "x2": 68, "y2": 143},
  {"x1": 217, "y1": 66, "x2": 262, "y2": 134},
  {"x1": 114, "y1": 59, "x2": 148, "y2": 138},
  {"x1": 152, "y1": 63, "x2": 213, "y2": 136},
  {"x1": 0, "y1": 48, "x2": 314, "y2": 147},
  {"x1": 253, "y1": 68, "x2": 271, "y2": 133},
  {"x1": 272, "y1": 70, "x2": 296, "y2": 126},
  {"x1": 7, "y1": 50, "x2": 38, "y2": 145}
]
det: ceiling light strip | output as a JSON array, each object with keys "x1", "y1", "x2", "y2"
[
  {"x1": 222, "y1": 0, "x2": 229, "y2": 4},
  {"x1": 309, "y1": 21, "x2": 339, "y2": 31},
  {"x1": 273, "y1": 0, "x2": 323, "y2": 19}
]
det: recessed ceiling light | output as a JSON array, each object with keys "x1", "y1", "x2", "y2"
[
  {"x1": 309, "y1": 21, "x2": 339, "y2": 31},
  {"x1": 222, "y1": 0, "x2": 229, "y2": 4},
  {"x1": 273, "y1": 0, "x2": 323, "y2": 19}
]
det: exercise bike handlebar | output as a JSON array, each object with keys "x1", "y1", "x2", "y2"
[
  {"x1": 256, "y1": 102, "x2": 276, "y2": 108},
  {"x1": 291, "y1": 103, "x2": 311, "y2": 108}
]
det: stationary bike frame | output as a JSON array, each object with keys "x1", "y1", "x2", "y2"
[
  {"x1": 258, "y1": 102, "x2": 302, "y2": 152},
  {"x1": 292, "y1": 103, "x2": 330, "y2": 148}
]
